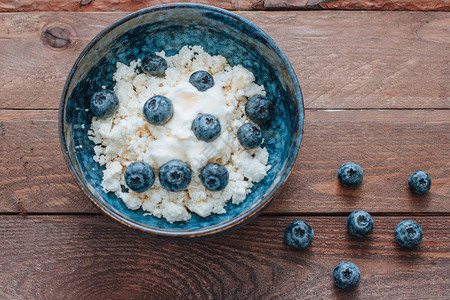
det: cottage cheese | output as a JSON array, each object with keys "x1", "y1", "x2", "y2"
[{"x1": 88, "y1": 45, "x2": 271, "y2": 223}]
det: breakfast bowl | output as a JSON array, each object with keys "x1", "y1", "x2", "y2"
[{"x1": 59, "y1": 3, "x2": 304, "y2": 240}]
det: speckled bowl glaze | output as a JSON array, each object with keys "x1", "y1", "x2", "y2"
[{"x1": 60, "y1": 4, "x2": 304, "y2": 240}]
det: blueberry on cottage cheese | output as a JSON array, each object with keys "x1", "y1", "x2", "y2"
[
  {"x1": 333, "y1": 262, "x2": 360, "y2": 289},
  {"x1": 245, "y1": 95, "x2": 274, "y2": 126},
  {"x1": 143, "y1": 95, "x2": 174, "y2": 125},
  {"x1": 346, "y1": 210, "x2": 374, "y2": 237},
  {"x1": 200, "y1": 163, "x2": 229, "y2": 191},
  {"x1": 408, "y1": 171, "x2": 431, "y2": 195},
  {"x1": 338, "y1": 162, "x2": 364, "y2": 188},
  {"x1": 159, "y1": 160, "x2": 192, "y2": 192},
  {"x1": 189, "y1": 71, "x2": 214, "y2": 92},
  {"x1": 192, "y1": 114, "x2": 221, "y2": 142},
  {"x1": 141, "y1": 55, "x2": 167, "y2": 76},
  {"x1": 237, "y1": 123, "x2": 263, "y2": 149},
  {"x1": 124, "y1": 162, "x2": 155, "y2": 193},
  {"x1": 284, "y1": 220, "x2": 314, "y2": 249},
  {"x1": 90, "y1": 90, "x2": 118, "y2": 119},
  {"x1": 395, "y1": 220, "x2": 422, "y2": 249}
]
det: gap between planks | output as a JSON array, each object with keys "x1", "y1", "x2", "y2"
[
  {"x1": 1, "y1": 211, "x2": 450, "y2": 217},
  {"x1": 1, "y1": 108, "x2": 450, "y2": 111}
]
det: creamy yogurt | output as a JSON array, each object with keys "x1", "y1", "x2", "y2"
[{"x1": 146, "y1": 81, "x2": 234, "y2": 172}]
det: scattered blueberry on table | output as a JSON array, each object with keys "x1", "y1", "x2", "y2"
[
  {"x1": 338, "y1": 162, "x2": 364, "y2": 188},
  {"x1": 124, "y1": 162, "x2": 155, "y2": 193},
  {"x1": 90, "y1": 90, "x2": 118, "y2": 119},
  {"x1": 346, "y1": 210, "x2": 374, "y2": 237},
  {"x1": 237, "y1": 123, "x2": 263, "y2": 149},
  {"x1": 159, "y1": 160, "x2": 192, "y2": 192},
  {"x1": 201, "y1": 163, "x2": 229, "y2": 191},
  {"x1": 395, "y1": 220, "x2": 423, "y2": 249},
  {"x1": 143, "y1": 95, "x2": 174, "y2": 125},
  {"x1": 189, "y1": 70, "x2": 215, "y2": 91},
  {"x1": 192, "y1": 114, "x2": 221, "y2": 142},
  {"x1": 333, "y1": 261, "x2": 360, "y2": 289},
  {"x1": 408, "y1": 171, "x2": 431, "y2": 195},
  {"x1": 141, "y1": 55, "x2": 167, "y2": 76},
  {"x1": 284, "y1": 220, "x2": 314, "y2": 250},
  {"x1": 245, "y1": 94, "x2": 274, "y2": 127}
]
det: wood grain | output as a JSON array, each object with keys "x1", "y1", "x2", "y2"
[
  {"x1": 1, "y1": 109, "x2": 448, "y2": 214},
  {"x1": 265, "y1": 0, "x2": 450, "y2": 11},
  {"x1": 0, "y1": 215, "x2": 448, "y2": 299},
  {"x1": 0, "y1": 110, "x2": 95, "y2": 214},
  {"x1": 1, "y1": 0, "x2": 448, "y2": 11},
  {"x1": 0, "y1": 0, "x2": 264, "y2": 12},
  {"x1": 0, "y1": 12, "x2": 449, "y2": 109}
]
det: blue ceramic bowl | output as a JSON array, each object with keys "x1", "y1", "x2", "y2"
[{"x1": 59, "y1": 4, "x2": 304, "y2": 240}]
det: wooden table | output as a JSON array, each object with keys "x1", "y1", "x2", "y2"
[{"x1": 1, "y1": 1, "x2": 449, "y2": 298}]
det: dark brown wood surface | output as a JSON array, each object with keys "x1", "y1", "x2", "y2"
[
  {"x1": 0, "y1": 8, "x2": 449, "y2": 300},
  {"x1": 0, "y1": 216, "x2": 449, "y2": 299},
  {"x1": 1, "y1": 12, "x2": 449, "y2": 109},
  {"x1": 1, "y1": 0, "x2": 448, "y2": 11}
]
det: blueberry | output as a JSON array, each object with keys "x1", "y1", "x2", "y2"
[
  {"x1": 408, "y1": 171, "x2": 431, "y2": 195},
  {"x1": 159, "y1": 160, "x2": 192, "y2": 192},
  {"x1": 124, "y1": 162, "x2": 155, "y2": 193},
  {"x1": 189, "y1": 71, "x2": 214, "y2": 92},
  {"x1": 346, "y1": 210, "x2": 374, "y2": 237},
  {"x1": 237, "y1": 123, "x2": 263, "y2": 149},
  {"x1": 245, "y1": 95, "x2": 274, "y2": 126},
  {"x1": 284, "y1": 220, "x2": 314, "y2": 249},
  {"x1": 338, "y1": 162, "x2": 364, "y2": 188},
  {"x1": 143, "y1": 95, "x2": 173, "y2": 125},
  {"x1": 395, "y1": 220, "x2": 422, "y2": 249},
  {"x1": 333, "y1": 262, "x2": 360, "y2": 289},
  {"x1": 141, "y1": 55, "x2": 167, "y2": 76},
  {"x1": 192, "y1": 114, "x2": 221, "y2": 142},
  {"x1": 200, "y1": 163, "x2": 229, "y2": 191},
  {"x1": 90, "y1": 90, "x2": 118, "y2": 118}
]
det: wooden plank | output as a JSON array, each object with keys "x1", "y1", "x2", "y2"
[
  {"x1": 0, "y1": 0, "x2": 264, "y2": 12},
  {"x1": 0, "y1": 110, "x2": 97, "y2": 213},
  {"x1": 270, "y1": 109, "x2": 450, "y2": 215},
  {"x1": 265, "y1": 0, "x2": 450, "y2": 11},
  {"x1": 1, "y1": 0, "x2": 448, "y2": 11},
  {"x1": 0, "y1": 215, "x2": 448, "y2": 298},
  {"x1": 1, "y1": 109, "x2": 448, "y2": 214},
  {"x1": 0, "y1": 12, "x2": 449, "y2": 109}
]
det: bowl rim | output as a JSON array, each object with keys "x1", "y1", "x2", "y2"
[{"x1": 59, "y1": 3, "x2": 304, "y2": 239}]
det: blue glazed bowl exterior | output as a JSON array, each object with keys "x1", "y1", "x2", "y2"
[{"x1": 59, "y1": 4, "x2": 304, "y2": 240}]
